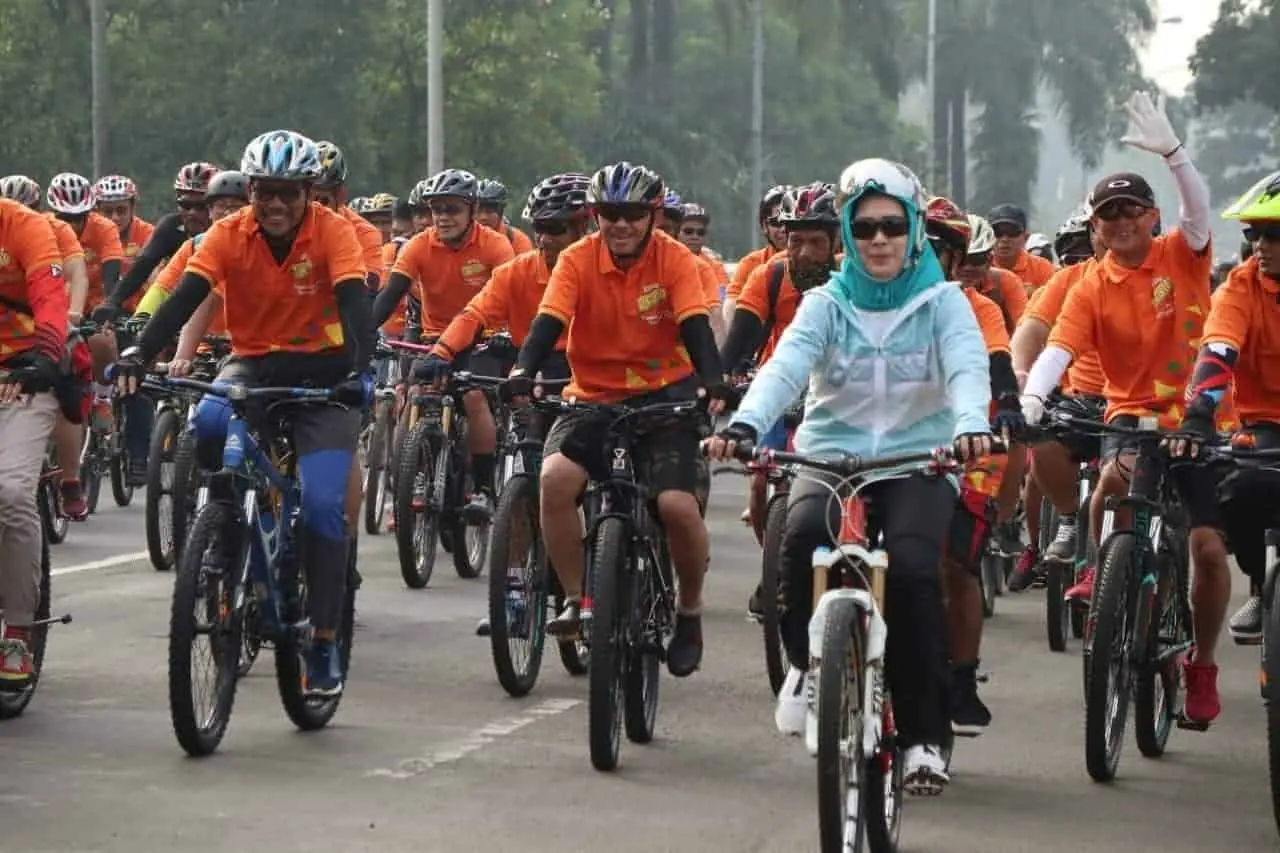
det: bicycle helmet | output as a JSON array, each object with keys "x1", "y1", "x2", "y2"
[
  {"x1": 367, "y1": 192, "x2": 397, "y2": 214},
  {"x1": 419, "y1": 169, "x2": 479, "y2": 202},
  {"x1": 522, "y1": 172, "x2": 590, "y2": 222},
  {"x1": 661, "y1": 188, "x2": 683, "y2": 213},
  {"x1": 205, "y1": 170, "x2": 250, "y2": 202},
  {"x1": 240, "y1": 130, "x2": 322, "y2": 182},
  {"x1": 477, "y1": 179, "x2": 508, "y2": 208},
  {"x1": 924, "y1": 196, "x2": 971, "y2": 254},
  {"x1": 1223, "y1": 170, "x2": 1280, "y2": 221},
  {"x1": 94, "y1": 174, "x2": 138, "y2": 203},
  {"x1": 779, "y1": 182, "x2": 839, "y2": 229},
  {"x1": 47, "y1": 172, "x2": 95, "y2": 215},
  {"x1": 407, "y1": 180, "x2": 429, "y2": 209},
  {"x1": 0, "y1": 175, "x2": 41, "y2": 208},
  {"x1": 1054, "y1": 204, "x2": 1092, "y2": 260},
  {"x1": 174, "y1": 161, "x2": 220, "y2": 193},
  {"x1": 587, "y1": 162, "x2": 665, "y2": 208},
  {"x1": 348, "y1": 196, "x2": 371, "y2": 214},
  {"x1": 759, "y1": 184, "x2": 793, "y2": 225},
  {"x1": 1027, "y1": 232, "x2": 1054, "y2": 261},
  {"x1": 966, "y1": 214, "x2": 997, "y2": 255},
  {"x1": 680, "y1": 202, "x2": 709, "y2": 223},
  {"x1": 314, "y1": 140, "x2": 348, "y2": 188},
  {"x1": 837, "y1": 158, "x2": 929, "y2": 261}
]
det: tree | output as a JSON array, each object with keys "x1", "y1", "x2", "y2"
[{"x1": 1191, "y1": 0, "x2": 1280, "y2": 116}]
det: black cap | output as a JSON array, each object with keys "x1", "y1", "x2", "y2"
[
  {"x1": 987, "y1": 203, "x2": 1028, "y2": 230},
  {"x1": 1089, "y1": 172, "x2": 1156, "y2": 209}
]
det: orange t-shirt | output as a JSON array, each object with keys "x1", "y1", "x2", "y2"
[
  {"x1": 0, "y1": 199, "x2": 67, "y2": 357},
  {"x1": 1024, "y1": 261, "x2": 1106, "y2": 396},
  {"x1": 737, "y1": 255, "x2": 801, "y2": 364},
  {"x1": 1201, "y1": 257, "x2": 1280, "y2": 424},
  {"x1": 152, "y1": 238, "x2": 228, "y2": 337},
  {"x1": 77, "y1": 212, "x2": 125, "y2": 309},
  {"x1": 43, "y1": 215, "x2": 85, "y2": 266},
  {"x1": 341, "y1": 205, "x2": 385, "y2": 285},
  {"x1": 699, "y1": 251, "x2": 729, "y2": 286},
  {"x1": 119, "y1": 217, "x2": 156, "y2": 311},
  {"x1": 185, "y1": 204, "x2": 365, "y2": 357},
  {"x1": 1049, "y1": 230, "x2": 1212, "y2": 427},
  {"x1": 695, "y1": 252, "x2": 723, "y2": 309},
  {"x1": 961, "y1": 286, "x2": 1008, "y2": 498},
  {"x1": 1000, "y1": 249, "x2": 1056, "y2": 295},
  {"x1": 539, "y1": 229, "x2": 709, "y2": 402},
  {"x1": 434, "y1": 250, "x2": 566, "y2": 358},
  {"x1": 727, "y1": 245, "x2": 777, "y2": 301},
  {"x1": 379, "y1": 239, "x2": 408, "y2": 336},
  {"x1": 977, "y1": 267, "x2": 1027, "y2": 330},
  {"x1": 502, "y1": 223, "x2": 535, "y2": 255},
  {"x1": 391, "y1": 223, "x2": 515, "y2": 336}
]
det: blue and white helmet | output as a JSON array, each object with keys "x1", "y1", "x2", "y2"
[
  {"x1": 587, "y1": 161, "x2": 664, "y2": 208},
  {"x1": 837, "y1": 158, "x2": 929, "y2": 262},
  {"x1": 240, "y1": 130, "x2": 322, "y2": 182}
]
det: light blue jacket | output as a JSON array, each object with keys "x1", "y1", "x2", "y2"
[{"x1": 733, "y1": 280, "x2": 991, "y2": 462}]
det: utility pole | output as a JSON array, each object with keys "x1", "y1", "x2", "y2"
[
  {"x1": 748, "y1": 0, "x2": 764, "y2": 250},
  {"x1": 925, "y1": 0, "x2": 936, "y2": 189},
  {"x1": 90, "y1": 0, "x2": 108, "y2": 176},
  {"x1": 426, "y1": 0, "x2": 444, "y2": 175}
]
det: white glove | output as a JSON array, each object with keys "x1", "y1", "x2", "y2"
[
  {"x1": 1020, "y1": 394, "x2": 1045, "y2": 426},
  {"x1": 1120, "y1": 92, "x2": 1181, "y2": 157}
]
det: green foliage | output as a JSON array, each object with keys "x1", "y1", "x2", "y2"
[{"x1": 1191, "y1": 0, "x2": 1280, "y2": 116}]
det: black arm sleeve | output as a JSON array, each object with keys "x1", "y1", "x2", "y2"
[
  {"x1": 109, "y1": 213, "x2": 186, "y2": 306},
  {"x1": 371, "y1": 271, "x2": 412, "y2": 327},
  {"x1": 136, "y1": 271, "x2": 211, "y2": 362},
  {"x1": 515, "y1": 314, "x2": 565, "y2": 374},
  {"x1": 679, "y1": 314, "x2": 725, "y2": 383},
  {"x1": 336, "y1": 278, "x2": 375, "y2": 374},
  {"x1": 989, "y1": 351, "x2": 1020, "y2": 399},
  {"x1": 719, "y1": 308, "x2": 766, "y2": 372},
  {"x1": 100, "y1": 259, "x2": 121, "y2": 297}
]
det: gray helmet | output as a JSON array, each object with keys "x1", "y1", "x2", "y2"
[{"x1": 206, "y1": 170, "x2": 250, "y2": 202}]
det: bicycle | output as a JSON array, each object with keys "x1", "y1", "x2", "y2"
[
  {"x1": 38, "y1": 442, "x2": 70, "y2": 546},
  {"x1": 144, "y1": 374, "x2": 361, "y2": 757},
  {"x1": 726, "y1": 442, "x2": 964, "y2": 853},
  {"x1": 362, "y1": 348, "x2": 401, "y2": 535}
]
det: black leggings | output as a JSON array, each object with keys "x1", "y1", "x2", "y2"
[{"x1": 780, "y1": 472, "x2": 955, "y2": 748}]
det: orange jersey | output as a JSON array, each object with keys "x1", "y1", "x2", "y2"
[
  {"x1": 736, "y1": 255, "x2": 800, "y2": 364},
  {"x1": 119, "y1": 217, "x2": 156, "y2": 311},
  {"x1": 502, "y1": 223, "x2": 535, "y2": 255},
  {"x1": 152, "y1": 238, "x2": 227, "y2": 337},
  {"x1": 77, "y1": 211, "x2": 125, "y2": 309},
  {"x1": 391, "y1": 224, "x2": 515, "y2": 336},
  {"x1": 699, "y1": 251, "x2": 729, "y2": 285},
  {"x1": 0, "y1": 199, "x2": 68, "y2": 357},
  {"x1": 43, "y1": 214, "x2": 84, "y2": 265},
  {"x1": 340, "y1": 206, "x2": 385, "y2": 284},
  {"x1": 185, "y1": 204, "x2": 365, "y2": 358},
  {"x1": 1201, "y1": 257, "x2": 1280, "y2": 424},
  {"x1": 727, "y1": 245, "x2": 777, "y2": 301},
  {"x1": 539, "y1": 229, "x2": 709, "y2": 402},
  {"x1": 434, "y1": 250, "x2": 565, "y2": 358},
  {"x1": 958, "y1": 287, "x2": 1008, "y2": 498},
  {"x1": 1049, "y1": 230, "x2": 1212, "y2": 427},
  {"x1": 1000, "y1": 249, "x2": 1056, "y2": 295},
  {"x1": 695, "y1": 253, "x2": 723, "y2": 309},
  {"x1": 1025, "y1": 262, "x2": 1106, "y2": 396},
  {"x1": 379, "y1": 240, "x2": 408, "y2": 336},
  {"x1": 977, "y1": 267, "x2": 1027, "y2": 330}
]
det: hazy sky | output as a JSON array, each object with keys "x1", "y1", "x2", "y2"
[{"x1": 1140, "y1": 0, "x2": 1223, "y2": 94}]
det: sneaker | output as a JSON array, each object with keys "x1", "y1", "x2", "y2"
[
  {"x1": 747, "y1": 583, "x2": 765, "y2": 622},
  {"x1": 1044, "y1": 516, "x2": 1078, "y2": 562},
  {"x1": 1229, "y1": 596, "x2": 1263, "y2": 646},
  {"x1": 667, "y1": 613, "x2": 703, "y2": 677},
  {"x1": 995, "y1": 521, "x2": 1022, "y2": 558},
  {"x1": 1006, "y1": 546, "x2": 1041, "y2": 593},
  {"x1": 61, "y1": 479, "x2": 88, "y2": 520},
  {"x1": 774, "y1": 665, "x2": 807, "y2": 736},
  {"x1": 740, "y1": 507, "x2": 752, "y2": 525},
  {"x1": 461, "y1": 491, "x2": 493, "y2": 525},
  {"x1": 475, "y1": 616, "x2": 492, "y2": 637},
  {"x1": 476, "y1": 592, "x2": 529, "y2": 640},
  {"x1": 1182, "y1": 649, "x2": 1220, "y2": 726},
  {"x1": 903, "y1": 745, "x2": 950, "y2": 796},
  {"x1": 546, "y1": 598, "x2": 582, "y2": 637},
  {"x1": 127, "y1": 456, "x2": 148, "y2": 487},
  {"x1": 950, "y1": 663, "x2": 992, "y2": 736},
  {"x1": 0, "y1": 637, "x2": 34, "y2": 688},
  {"x1": 1065, "y1": 567, "x2": 1095, "y2": 603},
  {"x1": 304, "y1": 641, "x2": 344, "y2": 698}
]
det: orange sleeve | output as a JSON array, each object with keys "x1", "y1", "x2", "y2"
[
  {"x1": 94, "y1": 214, "x2": 125, "y2": 263},
  {"x1": 355, "y1": 219, "x2": 383, "y2": 279},
  {"x1": 185, "y1": 221, "x2": 230, "y2": 288},
  {"x1": 735, "y1": 262, "x2": 774, "y2": 321},
  {"x1": 435, "y1": 262, "x2": 514, "y2": 357},
  {"x1": 1168, "y1": 228, "x2": 1213, "y2": 282},
  {"x1": 52, "y1": 219, "x2": 84, "y2": 263},
  {"x1": 1023, "y1": 268, "x2": 1070, "y2": 327},
  {"x1": 539, "y1": 245, "x2": 582, "y2": 324},
  {"x1": 17, "y1": 214, "x2": 64, "y2": 274},
  {"x1": 324, "y1": 213, "x2": 367, "y2": 285},
  {"x1": 727, "y1": 252, "x2": 759, "y2": 300},
  {"x1": 998, "y1": 270, "x2": 1027, "y2": 324},
  {"x1": 667, "y1": 240, "x2": 711, "y2": 322},
  {"x1": 380, "y1": 241, "x2": 398, "y2": 279},
  {"x1": 486, "y1": 229, "x2": 517, "y2": 270},
  {"x1": 697, "y1": 256, "x2": 721, "y2": 308},
  {"x1": 154, "y1": 239, "x2": 195, "y2": 294},
  {"x1": 967, "y1": 289, "x2": 1010, "y2": 354},
  {"x1": 1045, "y1": 274, "x2": 1098, "y2": 359},
  {"x1": 510, "y1": 227, "x2": 534, "y2": 255},
  {"x1": 391, "y1": 233, "x2": 428, "y2": 280},
  {"x1": 1201, "y1": 266, "x2": 1253, "y2": 350}
]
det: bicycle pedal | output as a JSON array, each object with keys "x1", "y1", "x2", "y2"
[
  {"x1": 975, "y1": 672, "x2": 990, "y2": 683},
  {"x1": 1231, "y1": 634, "x2": 1263, "y2": 647},
  {"x1": 1175, "y1": 714, "x2": 1210, "y2": 732},
  {"x1": 31, "y1": 613, "x2": 72, "y2": 627}
]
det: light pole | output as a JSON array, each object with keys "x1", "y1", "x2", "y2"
[
  {"x1": 748, "y1": 0, "x2": 764, "y2": 250},
  {"x1": 426, "y1": 0, "x2": 444, "y2": 174},
  {"x1": 90, "y1": 0, "x2": 108, "y2": 177},
  {"x1": 925, "y1": 0, "x2": 937, "y2": 189}
]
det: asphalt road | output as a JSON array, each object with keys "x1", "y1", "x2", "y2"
[{"x1": 4, "y1": 482, "x2": 1277, "y2": 853}]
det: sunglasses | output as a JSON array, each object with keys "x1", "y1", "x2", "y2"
[
  {"x1": 533, "y1": 220, "x2": 571, "y2": 236},
  {"x1": 177, "y1": 198, "x2": 209, "y2": 211},
  {"x1": 680, "y1": 226, "x2": 707, "y2": 237},
  {"x1": 850, "y1": 216, "x2": 909, "y2": 240},
  {"x1": 1094, "y1": 201, "x2": 1150, "y2": 221},
  {"x1": 595, "y1": 205, "x2": 651, "y2": 223},
  {"x1": 251, "y1": 184, "x2": 304, "y2": 203},
  {"x1": 429, "y1": 201, "x2": 467, "y2": 216},
  {"x1": 992, "y1": 223, "x2": 1024, "y2": 239},
  {"x1": 1244, "y1": 224, "x2": 1280, "y2": 243}
]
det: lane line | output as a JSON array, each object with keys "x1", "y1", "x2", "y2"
[
  {"x1": 366, "y1": 697, "x2": 581, "y2": 779},
  {"x1": 51, "y1": 551, "x2": 150, "y2": 577}
]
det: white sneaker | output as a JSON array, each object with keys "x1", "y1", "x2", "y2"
[
  {"x1": 774, "y1": 666, "x2": 806, "y2": 736},
  {"x1": 902, "y1": 744, "x2": 949, "y2": 796}
]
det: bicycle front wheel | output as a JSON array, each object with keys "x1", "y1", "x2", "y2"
[
  {"x1": 1084, "y1": 532, "x2": 1139, "y2": 782},
  {"x1": 487, "y1": 474, "x2": 547, "y2": 697},
  {"x1": 145, "y1": 408, "x2": 182, "y2": 571},
  {"x1": 816, "y1": 597, "x2": 868, "y2": 853},
  {"x1": 1264, "y1": 562, "x2": 1280, "y2": 838},
  {"x1": 587, "y1": 516, "x2": 629, "y2": 772}
]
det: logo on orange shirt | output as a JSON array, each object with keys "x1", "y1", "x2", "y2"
[
  {"x1": 125, "y1": 244, "x2": 140, "y2": 257},
  {"x1": 1152, "y1": 277, "x2": 1173, "y2": 318},
  {"x1": 85, "y1": 248, "x2": 98, "y2": 263},
  {"x1": 0, "y1": 249, "x2": 9, "y2": 269},
  {"x1": 460, "y1": 259, "x2": 489, "y2": 286},
  {"x1": 290, "y1": 257, "x2": 316, "y2": 295},
  {"x1": 637, "y1": 283, "x2": 670, "y2": 325}
]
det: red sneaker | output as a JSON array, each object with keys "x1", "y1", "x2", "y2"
[
  {"x1": 1006, "y1": 546, "x2": 1041, "y2": 592},
  {"x1": 1065, "y1": 567, "x2": 1095, "y2": 603},
  {"x1": 0, "y1": 636, "x2": 33, "y2": 688},
  {"x1": 1183, "y1": 649, "x2": 1221, "y2": 725}
]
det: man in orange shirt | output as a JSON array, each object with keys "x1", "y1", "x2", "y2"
[
  {"x1": 988, "y1": 203, "x2": 1056, "y2": 294},
  {"x1": 1020, "y1": 92, "x2": 1223, "y2": 724},
  {"x1": 0, "y1": 198, "x2": 70, "y2": 684},
  {"x1": 956, "y1": 214, "x2": 1027, "y2": 331},
  {"x1": 373, "y1": 168, "x2": 516, "y2": 522},
  {"x1": 725, "y1": 184, "x2": 792, "y2": 316},
  {"x1": 0, "y1": 176, "x2": 90, "y2": 325},
  {"x1": 505, "y1": 161, "x2": 730, "y2": 677},
  {"x1": 312, "y1": 141, "x2": 385, "y2": 291},
  {"x1": 476, "y1": 179, "x2": 535, "y2": 255},
  {"x1": 115, "y1": 130, "x2": 373, "y2": 699},
  {"x1": 93, "y1": 175, "x2": 155, "y2": 299}
]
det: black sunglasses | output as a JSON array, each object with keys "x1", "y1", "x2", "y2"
[
  {"x1": 1094, "y1": 201, "x2": 1150, "y2": 222},
  {"x1": 251, "y1": 183, "x2": 304, "y2": 203},
  {"x1": 532, "y1": 220, "x2": 571, "y2": 236},
  {"x1": 595, "y1": 205, "x2": 651, "y2": 223},
  {"x1": 1244, "y1": 224, "x2": 1280, "y2": 243},
  {"x1": 850, "y1": 216, "x2": 910, "y2": 240},
  {"x1": 428, "y1": 201, "x2": 467, "y2": 215}
]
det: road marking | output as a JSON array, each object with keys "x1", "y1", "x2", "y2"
[
  {"x1": 51, "y1": 551, "x2": 149, "y2": 577},
  {"x1": 366, "y1": 697, "x2": 581, "y2": 779}
]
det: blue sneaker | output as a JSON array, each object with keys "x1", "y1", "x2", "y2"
[{"x1": 305, "y1": 641, "x2": 343, "y2": 698}]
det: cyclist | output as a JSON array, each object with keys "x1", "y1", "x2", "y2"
[
  {"x1": 476, "y1": 179, "x2": 534, "y2": 254},
  {"x1": 725, "y1": 184, "x2": 792, "y2": 316},
  {"x1": 313, "y1": 141, "x2": 385, "y2": 292},
  {"x1": 1026, "y1": 232, "x2": 1055, "y2": 263},
  {"x1": 112, "y1": 129, "x2": 374, "y2": 698},
  {"x1": 371, "y1": 169, "x2": 516, "y2": 522},
  {"x1": 504, "y1": 160, "x2": 730, "y2": 677},
  {"x1": 93, "y1": 175, "x2": 155, "y2": 291},
  {"x1": 0, "y1": 198, "x2": 71, "y2": 684},
  {"x1": 677, "y1": 203, "x2": 729, "y2": 285},
  {"x1": 988, "y1": 203, "x2": 1056, "y2": 293},
  {"x1": 706, "y1": 158, "x2": 993, "y2": 794},
  {"x1": 391, "y1": 197, "x2": 415, "y2": 240},
  {"x1": 956, "y1": 214, "x2": 1026, "y2": 333},
  {"x1": 0, "y1": 176, "x2": 90, "y2": 328},
  {"x1": 364, "y1": 192, "x2": 398, "y2": 243}
]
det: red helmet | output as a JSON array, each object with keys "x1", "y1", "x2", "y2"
[
  {"x1": 924, "y1": 196, "x2": 971, "y2": 253},
  {"x1": 174, "y1": 161, "x2": 220, "y2": 194},
  {"x1": 779, "y1": 182, "x2": 838, "y2": 228}
]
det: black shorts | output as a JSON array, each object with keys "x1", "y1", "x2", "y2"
[
  {"x1": 946, "y1": 486, "x2": 995, "y2": 571},
  {"x1": 542, "y1": 380, "x2": 704, "y2": 497}
]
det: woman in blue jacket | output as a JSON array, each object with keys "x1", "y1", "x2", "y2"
[{"x1": 705, "y1": 158, "x2": 993, "y2": 794}]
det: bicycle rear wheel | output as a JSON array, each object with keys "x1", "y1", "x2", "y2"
[
  {"x1": 816, "y1": 597, "x2": 868, "y2": 853},
  {"x1": 1084, "y1": 532, "x2": 1138, "y2": 782},
  {"x1": 146, "y1": 408, "x2": 181, "y2": 571},
  {"x1": 1135, "y1": 540, "x2": 1186, "y2": 758},
  {"x1": 363, "y1": 405, "x2": 392, "y2": 535},
  {"x1": 83, "y1": 433, "x2": 102, "y2": 515},
  {"x1": 39, "y1": 470, "x2": 68, "y2": 546},
  {"x1": 760, "y1": 492, "x2": 788, "y2": 695},
  {"x1": 487, "y1": 475, "x2": 547, "y2": 697},
  {"x1": 624, "y1": 535, "x2": 666, "y2": 744},
  {"x1": 394, "y1": 423, "x2": 439, "y2": 589},
  {"x1": 1264, "y1": 561, "x2": 1280, "y2": 838},
  {"x1": 587, "y1": 516, "x2": 629, "y2": 772},
  {"x1": 1046, "y1": 561, "x2": 1071, "y2": 652},
  {"x1": 0, "y1": 534, "x2": 51, "y2": 719},
  {"x1": 110, "y1": 406, "x2": 134, "y2": 507},
  {"x1": 170, "y1": 430, "x2": 200, "y2": 563}
]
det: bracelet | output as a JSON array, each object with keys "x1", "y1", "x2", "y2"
[{"x1": 1163, "y1": 143, "x2": 1184, "y2": 159}]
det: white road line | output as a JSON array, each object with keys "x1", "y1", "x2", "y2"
[
  {"x1": 366, "y1": 697, "x2": 581, "y2": 779},
  {"x1": 51, "y1": 551, "x2": 150, "y2": 577}
]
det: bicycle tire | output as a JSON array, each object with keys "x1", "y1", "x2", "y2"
[
  {"x1": 394, "y1": 423, "x2": 438, "y2": 589},
  {"x1": 0, "y1": 533, "x2": 51, "y2": 719},
  {"x1": 760, "y1": 492, "x2": 788, "y2": 695},
  {"x1": 109, "y1": 409, "x2": 134, "y2": 508},
  {"x1": 816, "y1": 597, "x2": 868, "y2": 853},
  {"x1": 169, "y1": 430, "x2": 199, "y2": 565},
  {"x1": 39, "y1": 475, "x2": 68, "y2": 546},
  {"x1": 1046, "y1": 561, "x2": 1070, "y2": 652},
  {"x1": 1084, "y1": 532, "x2": 1138, "y2": 782},
  {"x1": 1135, "y1": 536, "x2": 1187, "y2": 759},
  {"x1": 980, "y1": 550, "x2": 999, "y2": 618},
  {"x1": 146, "y1": 408, "x2": 181, "y2": 571},
  {"x1": 624, "y1": 533, "x2": 663, "y2": 744},
  {"x1": 1264, "y1": 562, "x2": 1280, "y2": 838},
  {"x1": 588, "y1": 516, "x2": 629, "y2": 772},
  {"x1": 83, "y1": 433, "x2": 102, "y2": 515},
  {"x1": 865, "y1": 738, "x2": 904, "y2": 853},
  {"x1": 487, "y1": 475, "x2": 546, "y2": 697},
  {"x1": 167, "y1": 503, "x2": 243, "y2": 756},
  {"x1": 363, "y1": 404, "x2": 392, "y2": 535},
  {"x1": 451, "y1": 437, "x2": 487, "y2": 580}
]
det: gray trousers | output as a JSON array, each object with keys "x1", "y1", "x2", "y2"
[{"x1": 0, "y1": 394, "x2": 57, "y2": 625}]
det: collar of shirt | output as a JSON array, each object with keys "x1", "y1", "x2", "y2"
[
  {"x1": 594, "y1": 229, "x2": 660, "y2": 276},
  {"x1": 427, "y1": 222, "x2": 480, "y2": 252}
]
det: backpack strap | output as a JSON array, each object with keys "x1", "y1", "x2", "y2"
[{"x1": 758, "y1": 259, "x2": 788, "y2": 355}]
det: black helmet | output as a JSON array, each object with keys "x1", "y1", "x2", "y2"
[
  {"x1": 680, "y1": 202, "x2": 709, "y2": 223},
  {"x1": 759, "y1": 184, "x2": 793, "y2": 225},
  {"x1": 477, "y1": 179, "x2": 508, "y2": 208},
  {"x1": 205, "y1": 170, "x2": 250, "y2": 202},
  {"x1": 778, "y1": 182, "x2": 838, "y2": 228},
  {"x1": 523, "y1": 172, "x2": 590, "y2": 222},
  {"x1": 420, "y1": 169, "x2": 478, "y2": 202},
  {"x1": 314, "y1": 141, "x2": 348, "y2": 189}
]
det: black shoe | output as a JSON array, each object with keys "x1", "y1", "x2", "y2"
[
  {"x1": 475, "y1": 616, "x2": 492, "y2": 637},
  {"x1": 462, "y1": 492, "x2": 493, "y2": 525},
  {"x1": 747, "y1": 584, "x2": 765, "y2": 622},
  {"x1": 127, "y1": 456, "x2": 149, "y2": 487},
  {"x1": 950, "y1": 662, "x2": 992, "y2": 737},
  {"x1": 546, "y1": 598, "x2": 582, "y2": 637},
  {"x1": 667, "y1": 613, "x2": 703, "y2": 677}
]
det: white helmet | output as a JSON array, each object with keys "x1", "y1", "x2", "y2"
[
  {"x1": 1026, "y1": 231, "x2": 1054, "y2": 261},
  {"x1": 0, "y1": 175, "x2": 41, "y2": 208},
  {"x1": 47, "y1": 172, "x2": 95, "y2": 215},
  {"x1": 966, "y1": 214, "x2": 996, "y2": 255},
  {"x1": 240, "y1": 130, "x2": 323, "y2": 182},
  {"x1": 94, "y1": 174, "x2": 138, "y2": 203},
  {"x1": 837, "y1": 158, "x2": 929, "y2": 260}
]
